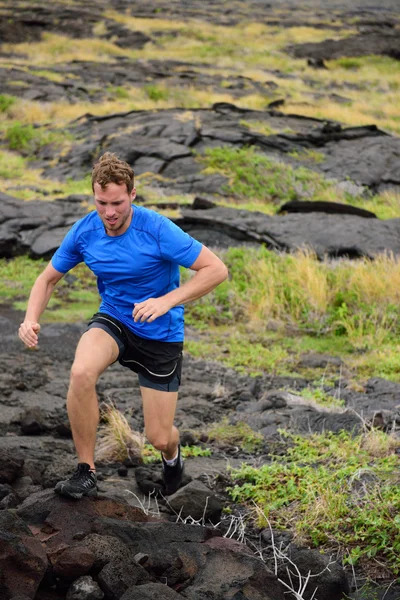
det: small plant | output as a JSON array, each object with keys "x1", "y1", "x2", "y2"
[
  {"x1": 288, "y1": 149, "x2": 325, "y2": 163},
  {"x1": 96, "y1": 404, "x2": 144, "y2": 463},
  {"x1": 5, "y1": 122, "x2": 36, "y2": 150},
  {"x1": 107, "y1": 86, "x2": 130, "y2": 100},
  {"x1": 207, "y1": 419, "x2": 264, "y2": 452},
  {"x1": 298, "y1": 386, "x2": 345, "y2": 409},
  {"x1": 0, "y1": 94, "x2": 16, "y2": 112},
  {"x1": 143, "y1": 84, "x2": 169, "y2": 102}
]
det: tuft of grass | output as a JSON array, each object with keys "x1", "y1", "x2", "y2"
[
  {"x1": 96, "y1": 404, "x2": 144, "y2": 463},
  {"x1": 5, "y1": 122, "x2": 36, "y2": 151},
  {"x1": 229, "y1": 429, "x2": 400, "y2": 575},
  {"x1": 207, "y1": 419, "x2": 264, "y2": 452},
  {"x1": 3, "y1": 120, "x2": 74, "y2": 155},
  {"x1": 107, "y1": 86, "x2": 130, "y2": 100},
  {"x1": 143, "y1": 84, "x2": 170, "y2": 102},
  {"x1": 239, "y1": 119, "x2": 280, "y2": 136},
  {"x1": 0, "y1": 94, "x2": 16, "y2": 113},
  {"x1": 287, "y1": 149, "x2": 325, "y2": 163},
  {"x1": 297, "y1": 385, "x2": 345, "y2": 409},
  {"x1": 0, "y1": 149, "x2": 26, "y2": 179}
]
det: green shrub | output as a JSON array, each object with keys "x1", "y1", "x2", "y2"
[
  {"x1": 143, "y1": 84, "x2": 169, "y2": 101},
  {"x1": 6, "y1": 122, "x2": 36, "y2": 150},
  {"x1": 0, "y1": 94, "x2": 16, "y2": 113}
]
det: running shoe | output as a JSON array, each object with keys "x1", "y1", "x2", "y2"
[{"x1": 54, "y1": 463, "x2": 97, "y2": 499}]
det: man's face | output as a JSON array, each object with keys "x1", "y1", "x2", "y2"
[{"x1": 94, "y1": 181, "x2": 136, "y2": 236}]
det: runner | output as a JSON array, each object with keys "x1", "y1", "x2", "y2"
[{"x1": 18, "y1": 152, "x2": 228, "y2": 498}]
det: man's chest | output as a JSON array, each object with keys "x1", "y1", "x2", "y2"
[{"x1": 81, "y1": 236, "x2": 162, "y2": 280}]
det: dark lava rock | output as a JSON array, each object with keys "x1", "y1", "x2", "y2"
[
  {"x1": 278, "y1": 200, "x2": 377, "y2": 219},
  {"x1": 0, "y1": 511, "x2": 48, "y2": 599},
  {"x1": 167, "y1": 480, "x2": 223, "y2": 524},
  {"x1": 278, "y1": 547, "x2": 349, "y2": 600},
  {"x1": 120, "y1": 583, "x2": 182, "y2": 600},
  {"x1": 98, "y1": 557, "x2": 151, "y2": 600},
  {"x1": 53, "y1": 546, "x2": 95, "y2": 579},
  {"x1": 0, "y1": 449, "x2": 24, "y2": 483},
  {"x1": 288, "y1": 30, "x2": 400, "y2": 62}
]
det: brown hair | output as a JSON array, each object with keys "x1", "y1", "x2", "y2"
[{"x1": 91, "y1": 152, "x2": 135, "y2": 194}]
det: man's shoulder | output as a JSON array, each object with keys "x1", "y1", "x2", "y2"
[
  {"x1": 132, "y1": 205, "x2": 167, "y2": 234},
  {"x1": 72, "y1": 210, "x2": 103, "y2": 238}
]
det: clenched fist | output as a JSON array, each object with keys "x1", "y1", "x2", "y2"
[
  {"x1": 133, "y1": 297, "x2": 173, "y2": 323},
  {"x1": 19, "y1": 321, "x2": 41, "y2": 348}
]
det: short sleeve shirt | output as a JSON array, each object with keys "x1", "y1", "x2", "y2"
[{"x1": 51, "y1": 205, "x2": 203, "y2": 341}]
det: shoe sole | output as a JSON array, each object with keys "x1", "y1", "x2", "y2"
[{"x1": 54, "y1": 484, "x2": 98, "y2": 499}]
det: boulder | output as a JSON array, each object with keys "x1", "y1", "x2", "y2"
[
  {"x1": 0, "y1": 449, "x2": 24, "y2": 483},
  {"x1": 278, "y1": 547, "x2": 349, "y2": 600},
  {"x1": 0, "y1": 511, "x2": 48, "y2": 599},
  {"x1": 120, "y1": 583, "x2": 182, "y2": 600},
  {"x1": 98, "y1": 558, "x2": 151, "y2": 600},
  {"x1": 167, "y1": 480, "x2": 223, "y2": 524}
]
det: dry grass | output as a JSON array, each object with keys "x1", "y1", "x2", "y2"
[
  {"x1": 335, "y1": 253, "x2": 400, "y2": 306},
  {"x1": 2, "y1": 33, "x2": 128, "y2": 66},
  {"x1": 96, "y1": 404, "x2": 144, "y2": 463},
  {"x1": 361, "y1": 428, "x2": 399, "y2": 458}
]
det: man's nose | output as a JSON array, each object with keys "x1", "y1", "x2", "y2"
[{"x1": 105, "y1": 206, "x2": 115, "y2": 216}]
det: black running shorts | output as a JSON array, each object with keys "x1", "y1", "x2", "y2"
[{"x1": 86, "y1": 312, "x2": 183, "y2": 392}]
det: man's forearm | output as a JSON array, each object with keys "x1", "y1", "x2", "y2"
[
  {"x1": 163, "y1": 264, "x2": 228, "y2": 308},
  {"x1": 25, "y1": 275, "x2": 57, "y2": 322}
]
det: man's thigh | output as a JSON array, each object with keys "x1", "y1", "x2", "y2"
[
  {"x1": 73, "y1": 327, "x2": 120, "y2": 376},
  {"x1": 140, "y1": 386, "x2": 178, "y2": 438}
]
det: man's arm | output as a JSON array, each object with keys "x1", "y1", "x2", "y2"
[
  {"x1": 133, "y1": 246, "x2": 228, "y2": 323},
  {"x1": 19, "y1": 262, "x2": 65, "y2": 347}
]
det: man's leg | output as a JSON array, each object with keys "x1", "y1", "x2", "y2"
[
  {"x1": 140, "y1": 385, "x2": 184, "y2": 494},
  {"x1": 140, "y1": 386, "x2": 179, "y2": 459},
  {"x1": 67, "y1": 328, "x2": 120, "y2": 469}
]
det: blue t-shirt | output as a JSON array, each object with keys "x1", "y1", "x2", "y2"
[{"x1": 51, "y1": 205, "x2": 203, "y2": 341}]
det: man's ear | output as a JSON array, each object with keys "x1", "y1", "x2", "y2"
[{"x1": 131, "y1": 188, "x2": 137, "y2": 201}]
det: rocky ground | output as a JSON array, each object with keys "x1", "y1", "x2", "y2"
[
  {"x1": 1, "y1": 304, "x2": 400, "y2": 600},
  {"x1": 1, "y1": 1, "x2": 400, "y2": 599}
]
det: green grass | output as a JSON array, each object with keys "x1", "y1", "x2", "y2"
[
  {"x1": 0, "y1": 149, "x2": 26, "y2": 178},
  {"x1": 207, "y1": 420, "x2": 264, "y2": 452},
  {"x1": 5, "y1": 122, "x2": 37, "y2": 150},
  {"x1": 143, "y1": 444, "x2": 211, "y2": 463},
  {"x1": 0, "y1": 94, "x2": 16, "y2": 113},
  {"x1": 199, "y1": 146, "x2": 332, "y2": 205},
  {"x1": 0, "y1": 256, "x2": 99, "y2": 322},
  {"x1": 287, "y1": 149, "x2": 326, "y2": 164},
  {"x1": 185, "y1": 246, "x2": 400, "y2": 345},
  {"x1": 229, "y1": 429, "x2": 400, "y2": 575},
  {"x1": 3, "y1": 120, "x2": 74, "y2": 154},
  {"x1": 107, "y1": 86, "x2": 131, "y2": 100},
  {"x1": 143, "y1": 84, "x2": 170, "y2": 102}
]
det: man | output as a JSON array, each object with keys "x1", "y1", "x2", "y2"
[{"x1": 18, "y1": 152, "x2": 228, "y2": 499}]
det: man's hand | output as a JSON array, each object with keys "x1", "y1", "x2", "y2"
[
  {"x1": 19, "y1": 321, "x2": 41, "y2": 348},
  {"x1": 133, "y1": 297, "x2": 172, "y2": 323}
]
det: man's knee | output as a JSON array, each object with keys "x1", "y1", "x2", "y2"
[
  {"x1": 146, "y1": 430, "x2": 170, "y2": 453},
  {"x1": 69, "y1": 361, "x2": 99, "y2": 389}
]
